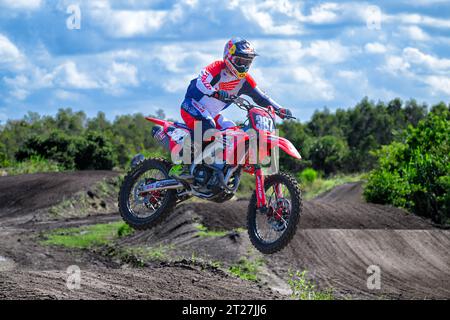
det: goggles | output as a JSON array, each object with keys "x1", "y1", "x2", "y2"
[{"x1": 231, "y1": 56, "x2": 253, "y2": 68}]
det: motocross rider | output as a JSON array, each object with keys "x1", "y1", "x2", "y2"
[{"x1": 173, "y1": 38, "x2": 292, "y2": 180}]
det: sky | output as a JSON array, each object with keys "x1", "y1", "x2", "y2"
[{"x1": 0, "y1": 0, "x2": 449, "y2": 123}]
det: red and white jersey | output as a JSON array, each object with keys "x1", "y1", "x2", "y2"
[{"x1": 185, "y1": 60, "x2": 281, "y2": 118}]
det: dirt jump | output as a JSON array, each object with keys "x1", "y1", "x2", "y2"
[{"x1": 0, "y1": 171, "x2": 449, "y2": 299}]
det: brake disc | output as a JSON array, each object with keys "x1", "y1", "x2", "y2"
[
  {"x1": 268, "y1": 198, "x2": 291, "y2": 232},
  {"x1": 133, "y1": 180, "x2": 145, "y2": 205}
]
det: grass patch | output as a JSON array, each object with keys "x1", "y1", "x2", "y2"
[
  {"x1": 195, "y1": 224, "x2": 228, "y2": 237},
  {"x1": 41, "y1": 221, "x2": 133, "y2": 249},
  {"x1": 98, "y1": 243, "x2": 174, "y2": 267},
  {"x1": 301, "y1": 173, "x2": 366, "y2": 200},
  {"x1": 123, "y1": 244, "x2": 174, "y2": 261},
  {"x1": 195, "y1": 224, "x2": 246, "y2": 238},
  {"x1": 288, "y1": 270, "x2": 334, "y2": 300},
  {"x1": 2, "y1": 155, "x2": 64, "y2": 176},
  {"x1": 117, "y1": 223, "x2": 134, "y2": 237},
  {"x1": 228, "y1": 257, "x2": 264, "y2": 282}
]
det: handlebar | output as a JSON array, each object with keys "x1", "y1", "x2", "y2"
[{"x1": 209, "y1": 94, "x2": 297, "y2": 120}]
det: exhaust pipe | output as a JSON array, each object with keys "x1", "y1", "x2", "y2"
[{"x1": 138, "y1": 179, "x2": 183, "y2": 195}]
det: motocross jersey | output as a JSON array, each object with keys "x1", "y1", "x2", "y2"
[{"x1": 184, "y1": 60, "x2": 282, "y2": 118}]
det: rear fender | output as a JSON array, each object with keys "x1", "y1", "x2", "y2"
[
  {"x1": 145, "y1": 117, "x2": 173, "y2": 127},
  {"x1": 146, "y1": 117, "x2": 187, "y2": 153}
]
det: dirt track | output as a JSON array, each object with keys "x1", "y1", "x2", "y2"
[{"x1": 0, "y1": 172, "x2": 449, "y2": 299}]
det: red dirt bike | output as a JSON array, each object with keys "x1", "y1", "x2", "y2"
[{"x1": 118, "y1": 96, "x2": 302, "y2": 254}]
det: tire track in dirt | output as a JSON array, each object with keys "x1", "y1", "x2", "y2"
[
  {"x1": 0, "y1": 264, "x2": 277, "y2": 300},
  {"x1": 1, "y1": 173, "x2": 449, "y2": 299},
  {"x1": 159, "y1": 183, "x2": 450, "y2": 299},
  {"x1": 0, "y1": 172, "x2": 276, "y2": 300}
]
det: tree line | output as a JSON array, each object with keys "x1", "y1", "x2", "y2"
[
  {"x1": 278, "y1": 97, "x2": 449, "y2": 175},
  {"x1": 0, "y1": 108, "x2": 167, "y2": 170},
  {"x1": 0, "y1": 97, "x2": 448, "y2": 174}
]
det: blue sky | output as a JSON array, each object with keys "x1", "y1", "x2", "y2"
[{"x1": 0, "y1": 0, "x2": 449, "y2": 123}]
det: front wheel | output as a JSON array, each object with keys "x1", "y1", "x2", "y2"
[{"x1": 247, "y1": 172, "x2": 302, "y2": 254}]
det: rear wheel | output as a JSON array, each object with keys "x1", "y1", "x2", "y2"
[
  {"x1": 247, "y1": 172, "x2": 302, "y2": 254},
  {"x1": 118, "y1": 158, "x2": 177, "y2": 230}
]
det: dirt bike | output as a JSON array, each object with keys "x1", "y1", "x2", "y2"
[{"x1": 118, "y1": 96, "x2": 302, "y2": 254}]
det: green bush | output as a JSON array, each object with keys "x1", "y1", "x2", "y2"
[
  {"x1": 298, "y1": 168, "x2": 318, "y2": 184},
  {"x1": 364, "y1": 111, "x2": 450, "y2": 223},
  {"x1": 74, "y1": 131, "x2": 115, "y2": 170},
  {"x1": 117, "y1": 223, "x2": 134, "y2": 238},
  {"x1": 15, "y1": 130, "x2": 116, "y2": 170},
  {"x1": 16, "y1": 130, "x2": 78, "y2": 169},
  {"x1": 308, "y1": 135, "x2": 349, "y2": 176},
  {"x1": 5, "y1": 155, "x2": 63, "y2": 175},
  {"x1": 288, "y1": 270, "x2": 334, "y2": 300}
]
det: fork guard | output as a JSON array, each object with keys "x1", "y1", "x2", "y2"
[{"x1": 266, "y1": 135, "x2": 301, "y2": 159}]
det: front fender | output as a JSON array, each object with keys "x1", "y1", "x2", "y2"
[{"x1": 267, "y1": 135, "x2": 301, "y2": 159}]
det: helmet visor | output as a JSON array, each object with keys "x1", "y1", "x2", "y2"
[{"x1": 232, "y1": 56, "x2": 253, "y2": 69}]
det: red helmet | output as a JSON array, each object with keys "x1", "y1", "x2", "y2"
[{"x1": 223, "y1": 38, "x2": 258, "y2": 79}]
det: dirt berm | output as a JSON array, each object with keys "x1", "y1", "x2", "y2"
[{"x1": 0, "y1": 172, "x2": 449, "y2": 299}]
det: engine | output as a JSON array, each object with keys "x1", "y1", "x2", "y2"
[
  {"x1": 191, "y1": 164, "x2": 238, "y2": 203},
  {"x1": 193, "y1": 165, "x2": 220, "y2": 193}
]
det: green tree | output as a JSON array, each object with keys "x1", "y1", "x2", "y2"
[
  {"x1": 74, "y1": 132, "x2": 115, "y2": 170},
  {"x1": 364, "y1": 111, "x2": 450, "y2": 223},
  {"x1": 55, "y1": 108, "x2": 86, "y2": 135},
  {"x1": 15, "y1": 130, "x2": 78, "y2": 169},
  {"x1": 308, "y1": 135, "x2": 349, "y2": 175}
]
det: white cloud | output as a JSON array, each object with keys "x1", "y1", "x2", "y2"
[
  {"x1": 106, "y1": 10, "x2": 168, "y2": 37},
  {"x1": 53, "y1": 61, "x2": 99, "y2": 89},
  {"x1": 383, "y1": 47, "x2": 450, "y2": 76},
  {"x1": 337, "y1": 70, "x2": 362, "y2": 80},
  {"x1": 404, "y1": 0, "x2": 450, "y2": 5},
  {"x1": 403, "y1": 47, "x2": 450, "y2": 71},
  {"x1": 381, "y1": 47, "x2": 450, "y2": 97},
  {"x1": 85, "y1": 1, "x2": 185, "y2": 38},
  {"x1": 241, "y1": 2, "x2": 302, "y2": 35},
  {"x1": 0, "y1": 0, "x2": 42, "y2": 10},
  {"x1": 389, "y1": 13, "x2": 450, "y2": 29},
  {"x1": 425, "y1": 76, "x2": 450, "y2": 96},
  {"x1": 400, "y1": 26, "x2": 430, "y2": 41},
  {"x1": 0, "y1": 34, "x2": 25, "y2": 70},
  {"x1": 304, "y1": 40, "x2": 351, "y2": 63},
  {"x1": 365, "y1": 42, "x2": 387, "y2": 54},
  {"x1": 54, "y1": 89, "x2": 82, "y2": 101},
  {"x1": 108, "y1": 62, "x2": 138, "y2": 86},
  {"x1": 162, "y1": 75, "x2": 194, "y2": 93},
  {"x1": 302, "y1": 3, "x2": 341, "y2": 24},
  {"x1": 104, "y1": 62, "x2": 139, "y2": 94},
  {"x1": 291, "y1": 66, "x2": 334, "y2": 100},
  {"x1": 3, "y1": 75, "x2": 29, "y2": 100},
  {"x1": 238, "y1": 1, "x2": 358, "y2": 35},
  {"x1": 254, "y1": 39, "x2": 351, "y2": 64},
  {"x1": 383, "y1": 56, "x2": 411, "y2": 75}
]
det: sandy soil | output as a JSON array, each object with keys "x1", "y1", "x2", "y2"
[{"x1": 0, "y1": 172, "x2": 448, "y2": 299}]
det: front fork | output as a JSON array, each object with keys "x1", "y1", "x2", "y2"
[
  {"x1": 255, "y1": 166, "x2": 267, "y2": 210},
  {"x1": 254, "y1": 166, "x2": 283, "y2": 212}
]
